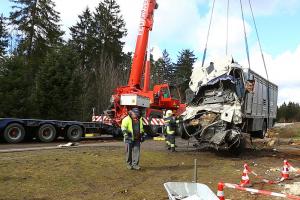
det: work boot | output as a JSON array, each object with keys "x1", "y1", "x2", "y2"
[
  {"x1": 127, "y1": 165, "x2": 133, "y2": 170},
  {"x1": 132, "y1": 165, "x2": 141, "y2": 170}
]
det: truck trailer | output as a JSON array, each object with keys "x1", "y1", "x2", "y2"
[
  {"x1": 180, "y1": 57, "x2": 278, "y2": 152},
  {"x1": 0, "y1": 118, "x2": 119, "y2": 143}
]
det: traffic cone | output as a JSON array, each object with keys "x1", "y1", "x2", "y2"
[
  {"x1": 217, "y1": 182, "x2": 225, "y2": 200},
  {"x1": 240, "y1": 163, "x2": 252, "y2": 187},
  {"x1": 281, "y1": 160, "x2": 290, "y2": 180}
]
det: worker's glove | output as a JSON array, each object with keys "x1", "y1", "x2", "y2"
[{"x1": 123, "y1": 131, "x2": 130, "y2": 143}]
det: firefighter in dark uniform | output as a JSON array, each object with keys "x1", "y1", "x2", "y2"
[
  {"x1": 121, "y1": 108, "x2": 145, "y2": 170},
  {"x1": 164, "y1": 110, "x2": 177, "y2": 152}
]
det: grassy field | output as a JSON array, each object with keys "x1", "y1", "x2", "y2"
[
  {"x1": 0, "y1": 142, "x2": 296, "y2": 200},
  {"x1": 272, "y1": 123, "x2": 300, "y2": 139}
]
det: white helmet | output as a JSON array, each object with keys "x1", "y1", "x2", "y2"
[{"x1": 166, "y1": 110, "x2": 173, "y2": 117}]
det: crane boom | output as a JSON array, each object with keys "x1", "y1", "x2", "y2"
[{"x1": 128, "y1": 0, "x2": 158, "y2": 87}]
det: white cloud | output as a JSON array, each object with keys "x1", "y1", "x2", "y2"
[
  {"x1": 206, "y1": 0, "x2": 300, "y2": 17},
  {"x1": 151, "y1": 46, "x2": 162, "y2": 61},
  {"x1": 54, "y1": 0, "x2": 99, "y2": 37},
  {"x1": 52, "y1": 0, "x2": 300, "y2": 104},
  {"x1": 241, "y1": 44, "x2": 300, "y2": 105}
]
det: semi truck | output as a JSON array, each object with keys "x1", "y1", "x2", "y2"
[{"x1": 180, "y1": 57, "x2": 278, "y2": 152}]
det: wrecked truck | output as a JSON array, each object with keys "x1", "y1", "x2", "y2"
[{"x1": 180, "y1": 58, "x2": 278, "y2": 152}]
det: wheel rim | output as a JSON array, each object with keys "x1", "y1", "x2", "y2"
[
  {"x1": 70, "y1": 129, "x2": 80, "y2": 138},
  {"x1": 41, "y1": 127, "x2": 53, "y2": 140},
  {"x1": 8, "y1": 127, "x2": 22, "y2": 140}
]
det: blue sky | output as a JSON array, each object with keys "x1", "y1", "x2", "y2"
[{"x1": 1, "y1": 0, "x2": 300, "y2": 104}]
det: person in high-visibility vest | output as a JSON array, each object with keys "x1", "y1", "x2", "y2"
[
  {"x1": 121, "y1": 108, "x2": 145, "y2": 170},
  {"x1": 164, "y1": 110, "x2": 177, "y2": 152}
]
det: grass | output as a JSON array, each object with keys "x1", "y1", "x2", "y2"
[
  {"x1": 0, "y1": 144, "x2": 294, "y2": 200},
  {"x1": 272, "y1": 123, "x2": 300, "y2": 139}
]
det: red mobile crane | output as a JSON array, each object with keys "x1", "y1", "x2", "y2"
[
  {"x1": 0, "y1": 0, "x2": 185, "y2": 144},
  {"x1": 108, "y1": 0, "x2": 185, "y2": 135}
]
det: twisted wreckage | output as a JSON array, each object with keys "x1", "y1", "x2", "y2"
[{"x1": 181, "y1": 57, "x2": 278, "y2": 152}]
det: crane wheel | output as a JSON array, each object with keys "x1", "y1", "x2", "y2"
[
  {"x1": 38, "y1": 124, "x2": 57, "y2": 143},
  {"x1": 66, "y1": 125, "x2": 83, "y2": 142},
  {"x1": 3, "y1": 123, "x2": 26, "y2": 144}
]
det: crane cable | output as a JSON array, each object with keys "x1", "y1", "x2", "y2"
[
  {"x1": 248, "y1": 0, "x2": 269, "y2": 80},
  {"x1": 201, "y1": 0, "x2": 216, "y2": 68},
  {"x1": 226, "y1": 0, "x2": 230, "y2": 56},
  {"x1": 248, "y1": 0, "x2": 270, "y2": 126},
  {"x1": 239, "y1": 0, "x2": 251, "y2": 70}
]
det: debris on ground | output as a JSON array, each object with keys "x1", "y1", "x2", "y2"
[
  {"x1": 284, "y1": 182, "x2": 300, "y2": 196},
  {"x1": 57, "y1": 142, "x2": 79, "y2": 148}
]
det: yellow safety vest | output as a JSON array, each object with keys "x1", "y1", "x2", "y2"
[{"x1": 121, "y1": 116, "x2": 144, "y2": 140}]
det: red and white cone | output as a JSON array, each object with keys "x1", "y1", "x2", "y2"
[
  {"x1": 281, "y1": 160, "x2": 290, "y2": 180},
  {"x1": 217, "y1": 182, "x2": 225, "y2": 200},
  {"x1": 240, "y1": 163, "x2": 252, "y2": 187}
]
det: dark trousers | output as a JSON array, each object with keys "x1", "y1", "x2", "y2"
[
  {"x1": 125, "y1": 141, "x2": 140, "y2": 167},
  {"x1": 166, "y1": 134, "x2": 175, "y2": 148}
]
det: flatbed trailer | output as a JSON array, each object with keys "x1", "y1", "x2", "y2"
[{"x1": 0, "y1": 118, "x2": 121, "y2": 144}]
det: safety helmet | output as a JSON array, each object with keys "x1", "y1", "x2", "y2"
[
  {"x1": 166, "y1": 110, "x2": 173, "y2": 117},
  {"x1": 131, "y1": 108, "x2": 140, "y2": 116}
]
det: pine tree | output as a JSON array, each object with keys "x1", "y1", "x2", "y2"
[
  {"x1": 70, "y1": 8, "x2": 94, "y2": 70},
  {"x1": 70, "y1": 0, "x2": 128, "y2": 116},
  {"x1": 0, "y1": 56, "x2": 34, "y2": 118},
  {"x1": 153, "y1": 49, "x2": 174, "y2": 85},
  {"x1": 175, "y1": 49, "x2": 196, "y2": 102},
  {"x1": 36, "y1": 45, "x2": 82, "y2": 120},
  {"x1": 92, "y1": 0, "x2": 127, "y2": 62},
  {"x1": 10, "y1": 0, "x2": 63, "y2": 58},
  {"x1": 0, "y1": 14, "x2": 8, "y2": 58}
]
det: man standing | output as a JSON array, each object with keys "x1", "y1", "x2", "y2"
[
  {"x1": 164, "y1": 110, "x2": 177, "y2": 152},
  {"x1": 121, "y1": 108, "x2": 145, "y2": 170}
]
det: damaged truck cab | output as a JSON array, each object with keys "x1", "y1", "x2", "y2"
[{"x1": 181, "y1": 58, "x2": 278, "y2": 152}]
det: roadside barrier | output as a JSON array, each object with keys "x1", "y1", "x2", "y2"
[
  {"x1": 217, "y1": 182, "x2": 300, "y2": 200},
  {"x1": 242, "y1": 160, "x2": 300, "y2": 185},
  {"x1": 240, "y1": 163, "x2": 252, "y2": 187},
  {"x1": 282, "y1": 160, "x2": 290, "y2": 180},
  {"x1": 286, "y1": 160, "x2": 300, "y2": 175}
]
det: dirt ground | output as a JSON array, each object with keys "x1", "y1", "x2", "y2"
[{"x1": 0, "y1": 127, "x2": 300, "y2": 200}]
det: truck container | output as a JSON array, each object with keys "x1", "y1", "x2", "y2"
[{"x1": 181, "y1": 57, "x2": 278, "y2": 152}]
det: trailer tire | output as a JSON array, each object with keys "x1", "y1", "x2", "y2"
[
  {"x1": 38, "y1": 124, "x2": 57, "y2": 143},
  {"x1": 3, "y1": 123, "x2": 25, "y2": 143},
  {"x1": 66, "y1": 125, "x2": 83, "y2": 142}
]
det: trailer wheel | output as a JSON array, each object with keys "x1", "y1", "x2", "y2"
[
  {"x1": 3, "y1": 123, "x2": 25, "y2": 143},
  {"x1": 66, "y1": 125, "x2": 83, "y2": 142},
  {"x1": 38, "y1": 124, "x2": 57, "y2": 143}
]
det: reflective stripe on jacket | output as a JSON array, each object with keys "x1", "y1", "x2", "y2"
[
  {"x1": 164, "y1": 116, "x2": 176, "y2": 135},
  {"x1": 121, "y1": 115, "x2": 144, "y2": 141}
]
